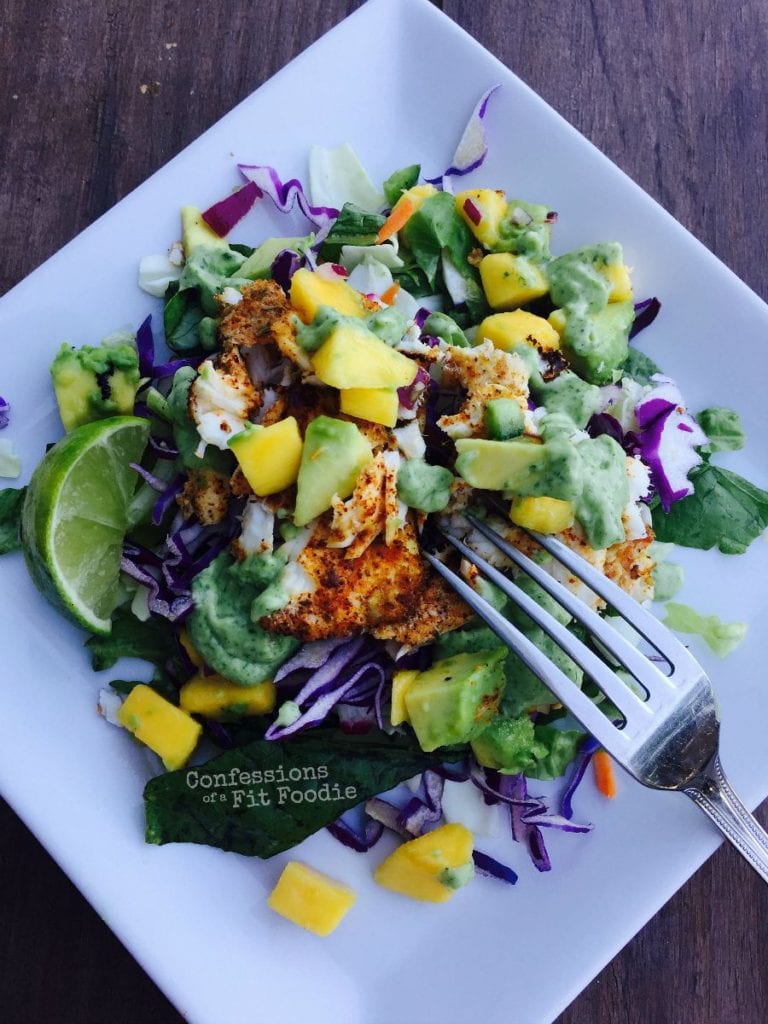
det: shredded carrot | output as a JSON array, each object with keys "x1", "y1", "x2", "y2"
[
  {"x1": 376, "y1": 197, "x2": 415, "y2": 243},
  {"x1": 593, "y1": 751, "x2": 617, "y2": 799},
  {"x1": 379, "y1": 281, "x2": 401, "y2": 305}
]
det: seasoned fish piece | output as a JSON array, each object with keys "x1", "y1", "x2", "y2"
[
  {"x1": 438, "y1": 341, "x2": 529, "y2": 439},
  {"x1": 177, "y1": 468, "x2": 230, "y2": 526},
  {"x1": 371, "y1": 573, "x2": 473, "y2": 645}
]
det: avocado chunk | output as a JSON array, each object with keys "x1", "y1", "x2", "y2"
[
  {"x1": 561, "y1": 301, "x2": 634, "y2": 385},
  {"x1": 422, "y1": 311, "x2": 469, "y2": 348},
  {"x1": 454, "y1": 437, "x2": 583, "y2": 499},
  {"x1": 294, "y1": 416, "x2": 372, "y2": 526},
  {"x1": 471, "y1": 714, "x2": 547, "y2": 773},
  {"x1": 547, "y1": 242, "x2": 623, "y2": 314},
  {"x1": 484, "y1": 398, "x2": 525, "y2": 440},
  {"x1": 494, "y1": 199, "x2": 552, "y2": 260},
  {"x1": 239, "y1": 236, "x2": 307, "y2": 279},
  {"x1": 396, "y1": 459, "x2": 454, "y2": 513},
  {"x1": 404, "y1": 649, "x2": 507, "y2": 753},
  {"x1": 530, "y1": 371, "x2": 602, "y2": 430},
  {"x1": 50, "y1": 338, "x2": 140, "y2": 432}
]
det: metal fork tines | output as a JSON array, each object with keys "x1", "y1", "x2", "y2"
[{"x1": 423, "y1": 515, "x2": 768, "y2": 883}]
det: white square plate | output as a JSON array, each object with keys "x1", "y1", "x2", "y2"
[{"x1": 2, "y1": 1, "x2": 768, "y2": 1022}]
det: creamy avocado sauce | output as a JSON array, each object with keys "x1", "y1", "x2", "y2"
[
  {"x1": 295, "y1": 305, "x2": 406, "y2": 352},
  {"x1": 188, "y1": 552, "x2": 298, "y2": 685},
  {"x1": 439, "y1": 863, "x2": 475, "y2": 890},
  {"x1": 494, "y1": 199, "x2": 551, "y2": 260},
  {"x1": 397, "y1": 459, "x2": 454, "y2": 513},
  {"x1": 532, "y1": 371, "x2": 602, "y2": 430},
  {"x1": 547, "y1": 242, "x2": 621, "y2": 313}
]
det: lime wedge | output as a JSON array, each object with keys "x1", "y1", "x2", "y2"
[{"x1": 22, "y1": 416, "x2": 150, "y2": 635}]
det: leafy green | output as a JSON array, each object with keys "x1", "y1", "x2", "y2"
[
  {"x1": 621, "y1": 347, "x2": 661, "y2": 385},
  {"x1": 164, "y1": 289, "x2": 204, "y2": 353},
  {"x1": 179, "y1": 246, "x2": 249, "y2": 316},
  {"x1": 110, "y1": 671, "x2": 179, "y2": 702},
  {"x1": 319, "y1": 203, "x2": 385, "y2": 263},
  {"x1": 0, "y1": 486, "x2": 26, "y2": 555},
  {"x1": 392, "y1": 255, "x2": 432, "y2": 297},
  {"x1": 165, "y1": 366, "x2": 231, "y2": 474},
  {"x1": 86, "y1": 608, "x2": 181, "y2": 673},
  {"x1": 663, "y1": 602, "x2": 748, "y2": 657},
  {"x1": 143, "y1": 732, "x2": 446, "y2": 857},
  {"x1": 696, "y1": 407, "x2": 746, "y2": 453},
  {"x1": 652, "y1": 463, "x2": 768, "y2": 554},
  {"x1": 382, "y1": 164, "x2": 420, "y2": 208}
]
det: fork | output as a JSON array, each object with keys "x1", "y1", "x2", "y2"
[{"x1": 422, "y1": 514, "x2": 768, "y2": 882}]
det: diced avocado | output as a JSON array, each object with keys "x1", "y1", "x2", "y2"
[
  {"x1": 471, "y1": 713, "x2": 547, "y2": 773},
  {"x1": 484, "y1": 398, "x2": 525, "y2": 440},
  {"x1": 455, "y1": 437, "x2": 583, "y2": 500},
  {"x1": 572, "y1": 434, "x2": 629, "y2": 549},
  {"x1": 178, "y1": 245, "x2": 249, "y2": 316},
  {"x1": 546, "y1": 242, "x2": 623, "y2": 314},
  {"x1": 422, "y1": 311, "x2": 469, "y2": 348},
  {"x1": 404, "y1": 649, "x2": 507, "y2": 752},
  {"x1": 396, "y1": 459, "x2": 454, "y2": 513},
  {"x1": 494, "y1": 199, "x2": 552, "y2": 260},
  {"x1": 239, "y1": 236, "x2": 307, "y2": 279},
  {"x1": 50, "y1": 338, "x2": 140, "y2": 432},
  {"x1": 181, "y1": 205, "x2": 230, "y2": 257},
  {"x1": 560, "y1": 301, "x2": 634, "y2": 385},
  {"x1": 294, "y1": 416, "x2": 372, "y2": 526}
]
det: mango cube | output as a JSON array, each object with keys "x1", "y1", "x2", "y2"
[
  {"x1": 455, "y1": 188, "x2": 508, "y2": 248},
  {"x1": 312, "y1": 324, "x2": 418, "y2": 390},
  {"x1": 390, "y1": 668, "x2": 419, "y2": 727},
  {"x1": 268, "y1": 861, "x2": 356, "y2": 936},
  {"x1": 548, "y1": 308, "x2": 567, "y2": 338},
  {"x1": 374, "y1": 824, "x2": 475, "y2": 903},
  {"x1": 479, "y1": 253, "x2": 548, "y2": 310},
  {"x1": 179, "y1": 673, "x2": 276, "y2": 720},
  {"x1": 478, "y1": 310, "x2": 560, "y2": 353},
  {"x1": 290, "y1": 268, "x2": 365, "y2": 323},
  {"x1": 601, "y1": 262, "x2": 634, "y2": 303},
  {"x1": 340, "y1": 387, "x2": 399, "y2": 428},
  {"x1": 510, "y1": 496, "x2": 574, "y2": 534},
  {"x1": 228, "y1": 416, "x2": 303, "y2": 496},
  {"x1": 117, "y1": 684, "x2": 201, "y2": 771},
  {"x1": 181, "y1": 205, "x2": 229, "y2": 256}
]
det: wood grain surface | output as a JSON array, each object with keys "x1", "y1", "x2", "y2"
[{"x1": 1, "y1": 1, "x2": 767, "y2": 1021}]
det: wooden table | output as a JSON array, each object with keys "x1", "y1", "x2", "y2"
[{"x1": 2, "y1": 1, "x2": 767, "y2": 1021}]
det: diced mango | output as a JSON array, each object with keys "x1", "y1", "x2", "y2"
[
  {"x1": 390, "y1": 669, "x2": 419, "y2": 727},
  {"x1": 181, "y1": 205, "x2": 229, "y2": 256},
  {"x1": 510, "y1": 496, "x2": 574, "y2": 534},
  {"x1": 339, "y1": 387, "x2": 399, "y2": 428},
  {"x1": 601, "y1": 262, "x2": 634, "y2": 303},
  {"x1": 268, "y1": 861, "x2": 356, "y2": 936},
  {"x1": 312, "y1": 324, "x2": 418, "y2": 390},
  {"x1": 548, "y1": 308, "x2": 567, "y2": 338},
  {"x1": 228, "y1": 416, "x2": 303, "y2": 496},
  {"x1": 455, "y1": 188, "x2": 508, "y2": 248},
  {"x1": 478, "y1": 310, "x2": 560, "y2": 352},
  {"x1": 392, "y1": 183, "x2": 437, "y2": 217},
  {"x1": 289, "y1": 268, "x2": 366, "y2": 323},
  {"x1": 117, "y1": 684, "x2": 201, "y2": 771},
  {"x1": 179, "y1": 673, "x2": 276, "y2": 720},
  {"x1": 374, "y1": 824, "x2": 475, "y2": 903},
  {"x1": 479, "y1": 253, "x2": 548, "y2": 310}
]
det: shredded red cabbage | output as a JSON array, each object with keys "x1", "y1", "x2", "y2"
[
  {"x1": 147, "y1": 435, "x2": 180, "y2": 460},
  {"x1": 130, "y1": 462, "x2": 169, "y2": 492},
  {"x1": 560, "y1": 736, "x2": 600, "y2": 820},
  {"x1": 270, "y1": 249, "x2": 304, "y2": 293},
  {"x1": 364, "y1": 796, "x2": 412, "y2": 837},
  {"x1": 397, "y1": 769, "x2": 444, "y2": 835},
  {"x1": 336, "y1": 703, "x2": 376, "y2": 734},
  {"x1": 136, "y1": 315, "x2": 155, "y2": 377},
  {"x1": 397, "y1": 365, "x2": 431, "y2": 411},
  {"x1": 427, "y1": 84, "x2": 501, "y2": 186},
  {"x1": 629, "y1": 297, "x2": 661, "y2": 339},
  {"x1": 0, "y1": 396, "x2": 9, "y2": 430},
  {"x1": 472, "y1": 850, "x2": 518, "y2": 885},
  {"x1": 120, "y1": 553, "x2": 194, "y2": 622},
  {"x1": 201, "y1": 180, "x2": 262, "y2": 237},
  {"x1": 327, "y1": 814, "x2": 384, "y2": 852},
  {"x1": 237, "y1": 163, "x2": 339, "y2": 230},
  {"x1": 586, "y1": 412, "x2": 640, "y2": 456},
  {"x1": 151, "y1": 475, "x2": 184, "y2": 526}
]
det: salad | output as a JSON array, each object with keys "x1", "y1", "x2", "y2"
[{"x1": 2, "y1": 86, "x2": 767, "y2": 934}]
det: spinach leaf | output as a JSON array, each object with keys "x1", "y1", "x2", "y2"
[
  {"x1": 402, "y1": 191, "x2": 473, "y2": 288},
  {"x1": 0, "y1": 486, "x2": 26, "y2": 555},
  {"x1": 392, "y1": 255, "x2": 432, "y2": 297},
  {"x1": 87, "y1": 608, "x2": 181, "y2": 673},
  {"x1": 696, "y1": 407, "x2": 746, "y2": 453},
  {"x1": 652, "y1": 463, "x2": 768, "y2": 554},
  {"x1": 319, "y1": 203, "x2": 385, "y2": 263},
  {"x1": 143, "y1": 732, "x2": 446, "y2": 857},
  {"x1": 621, "y1": 347, "x2": 661, "y2": 385},
  {"x1": 382, "y1": 164, "x2": 420, "y2": 208},
  {"x1": 164, "y1": 289, "x2": 204, "y2": 353}
]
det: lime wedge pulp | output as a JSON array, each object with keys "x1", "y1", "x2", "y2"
[{"x1": 21, "y1": 416, "x2": 150, "y2": 635}]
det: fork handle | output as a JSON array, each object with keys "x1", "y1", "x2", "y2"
[{"x1": 684, "y1": 754, "x2": 768, "y2": 884}]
